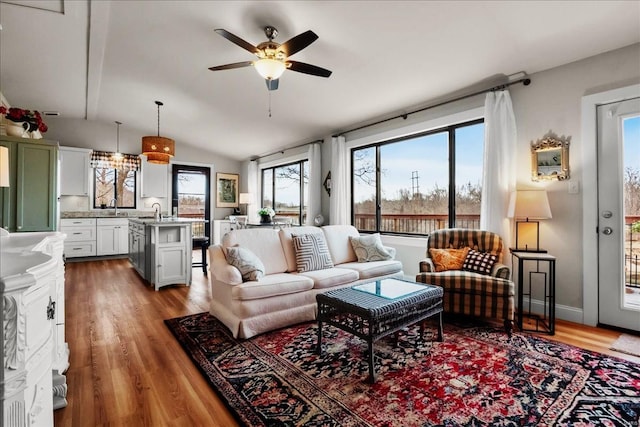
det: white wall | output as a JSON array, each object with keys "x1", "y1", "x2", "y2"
[{"x1": 45, "y1": 117, "x2": 242, "y2": 220}]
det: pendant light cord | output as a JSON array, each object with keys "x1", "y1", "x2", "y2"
[
  {"x1": 115, "y1": 121, "x2": 122, "y2": 152},
  {"x1": 155, "y1": 100, "x2": 163, "y2": 136}
]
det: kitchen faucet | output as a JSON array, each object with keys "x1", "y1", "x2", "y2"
[
  {"x1": 152, "y1": 202, "x2": 162, "y2": 221},
  {"x1": 110, "y1": 198, "x2": 118, "y2": 216}
]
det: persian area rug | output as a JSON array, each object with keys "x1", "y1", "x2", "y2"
[
  {"x1": 165, "y1": 313, "x2": 640, "y2": 427},
  {"x1": 611, "y1": 334, "x2": 640, "y2": 358}
]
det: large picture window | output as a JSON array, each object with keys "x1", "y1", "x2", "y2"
[
  {"x1": 352, "y1": 119, "x2": 484, "y2": 235},
  {"x1": 94, "y1": 168, "x2": 137, "y2": 209},
  {"x1": 261, "y1": 160, "x2": 308, "y2": 225}
]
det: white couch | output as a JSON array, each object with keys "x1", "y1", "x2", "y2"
[{"x1": 208, "y1": 225, "x2": 404, "y2": 338}]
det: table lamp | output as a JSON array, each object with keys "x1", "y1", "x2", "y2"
[
  {"x1": 239, "y1": 193, "x2": 252, "y2": 215},
  {"x1": 507, "y1": 189, "x2": 552, "y2": 253}
]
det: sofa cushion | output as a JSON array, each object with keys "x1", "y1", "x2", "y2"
[
  {"x1": 299, "y1": 267, "x2": 359, "y2": 289},
  {"x1": 337, "y1": 260, "x2": 403, "y2": 280},
  {"x1": 322, "y1": 225, "x2": 360, "y2": 264},
  {"x1": 462, "y1": 249, "x2": 497, "y2": 276},
  {"x1": 349, "y1": 233, "x2": 393, "y2": 262},
  {"x1": 292, "y1": 233, "x2": 334, "y2": 272},
  {"x1": 223, "y1": 228, "x2": 289, "y2": 274},
  {"x1": 225, "y1": 246, "x2": 265, "y2": 281},
  {"x1": 428, "y1": 247, "x2": 470, "y2": 272},
  {"x1": 231, "y1": 273, "x2": 314, "y2": 300},
  {"x1": 279, "y1": 226, "x2": 324, "y2": 272}
]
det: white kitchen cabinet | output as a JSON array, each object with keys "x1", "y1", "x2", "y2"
[
  {"x1": 60, "y1": 218, "x2": 96, "y2": 258},
  {"x1": 140, "y1": 155, "x2": 168, "y2": 198},
  {"x1": 96, "y1": 218, "x2": 129, "y2": 255},
  {"x1": 59, "y1": 147, "x2": 91, "y2": 196},
  {"x1": 213, "y1": 219, "x2": 236, "y2": 245}
]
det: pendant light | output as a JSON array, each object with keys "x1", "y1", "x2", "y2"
[
  {"x1": 141, "y1": 100, "x2": 175, "y2": 164},
  {"x1": 112, "y1": 121, "x2": 123, "y2": 160}
]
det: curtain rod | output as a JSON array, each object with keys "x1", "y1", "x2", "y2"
[
  {"x1": 251, "y1": 139, "x2": 324, "y2": 161},
  {"x1": 335, "y1": 75, "x2": 532, "y2": 137}
]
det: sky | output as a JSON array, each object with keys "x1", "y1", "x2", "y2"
[
  {"x1": 624, "y1": 115, "x2": 640, "y2": 173},
  {"x1": 354, "y1": 123, "x2": 484, "y2": 202}
]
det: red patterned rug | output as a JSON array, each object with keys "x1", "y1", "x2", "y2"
[{"x1": 165, "y1": 313, "x2": 640, "y2": 426}]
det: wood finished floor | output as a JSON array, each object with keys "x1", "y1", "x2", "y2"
[{"x1": 55, "y1": 258, "x2": 640, "y2": 426}]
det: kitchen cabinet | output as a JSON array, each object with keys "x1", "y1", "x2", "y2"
[
  {"x1": 60, "y1": 218, "x2": 96, "y2": 258},
  {"x1": 129, "y1": 218, "x2": 192, "y2": 290},
  {"x1": 0, "y1": 136, "x2": 58, "y2": 232},
  {"x1": 128, "y1": 220, "x2": 147, "y2": 278},
  {"x1": 96, "y1": 218, "x2": 129, "y2": 255},
  {"x1": 140, "y1": 155, "x2": 168, "y2": 198},
  {"x1": 213, "y1": 219, "x2": 237, "y2": 245},
  {"x1": 59, "y1": 146, "x2": 91, "y2": 196}
]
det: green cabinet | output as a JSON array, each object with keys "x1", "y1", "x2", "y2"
[{"x1": 0, "y1": 136, "x2": 58, "y2": 232}]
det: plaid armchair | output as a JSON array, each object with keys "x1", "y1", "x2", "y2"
[{"x1": 415, "y1": 228, "x2": 514, "y2": 335}]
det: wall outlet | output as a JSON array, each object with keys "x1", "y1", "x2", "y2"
[{"x1": 568, "y1": 181, "x2": 580, "y2": 194}]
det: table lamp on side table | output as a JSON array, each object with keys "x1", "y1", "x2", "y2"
[
  {"x1": 507, "y1": 189, "x2": 552, "y2": 253},
  {"x1": 239, "y1": 192, "x2": 252, "y2": 215}
]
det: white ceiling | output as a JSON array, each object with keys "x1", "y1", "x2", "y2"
[{"x1": 1, "y1": 1, "x2": 639, "y2": 161}]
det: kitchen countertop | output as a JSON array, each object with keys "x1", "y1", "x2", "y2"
[
  {"x1": 61, "y1": 210, "x2": 161, "y2": 218},
  {"x1": 129, "y1": 217, "x2": 206, "y2": 225}
]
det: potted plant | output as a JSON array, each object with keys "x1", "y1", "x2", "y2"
[
  {"x1": 0, "y1": 106, "x2": 48, "y2": 138},
  {"x1": 258, "y1": 207, "x2": 275, "y2": 224}
]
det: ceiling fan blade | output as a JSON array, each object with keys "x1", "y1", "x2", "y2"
[
  {"x1": 214, "y1": 29, "x2": 260, "y2": 55},
  {"x1": 287, "y1": 61, "x2": 332, "y2": 78},
  {"x1": 265, "y1": 79, "x2": 279, "y2": 91},
  {"x1": 208, "y1": 61, "x2": 253, "y2": 71},
  {"x1": 280, "y1": 30, "x2": 318, "y2": 57}
]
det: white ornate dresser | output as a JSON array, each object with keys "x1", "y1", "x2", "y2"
[{"x1": 1, "y1": 231, "x2": 68, "y2": 427}]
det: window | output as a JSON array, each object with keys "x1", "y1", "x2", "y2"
[
  {"x1": 172, "y1": 165, "x2": 211, "y2": 239},
  {"x1": 261, "y1": 160, "x2": 308, "y2": 225},
  {"x1": 94, "y1": 168, "x2": 137, "y2": 209},
  {"x1": 352, "y1": 119, "x2": 484, "y2": 235}
]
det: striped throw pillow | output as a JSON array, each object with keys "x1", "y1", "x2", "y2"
[{"x1": 292, "y1": 233, "x2": 334, "y2": 273}]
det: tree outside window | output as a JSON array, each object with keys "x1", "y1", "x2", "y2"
[{"x1": 94, "y1": 167, "x2": 136, "y2": 208}]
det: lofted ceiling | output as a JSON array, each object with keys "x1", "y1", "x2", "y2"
[{"x1": 0, "y1": 0, "x2": 639, "y2": 161}]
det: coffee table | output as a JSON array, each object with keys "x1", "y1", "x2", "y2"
[{"x1": 316, "y1": 278, "x2": 444, "y2": 383}]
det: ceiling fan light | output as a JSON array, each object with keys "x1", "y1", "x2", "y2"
[{"x1": 255, "y1": 58, "x2": 286, "y2": 80}]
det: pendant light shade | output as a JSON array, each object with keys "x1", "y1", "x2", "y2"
[{"x1": 142, "y1": 100, "x2": 175, "y2": 164}]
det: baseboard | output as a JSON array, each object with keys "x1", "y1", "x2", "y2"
[{"x1": 522, "y1": 297, "x2": 583, "y2": 324}]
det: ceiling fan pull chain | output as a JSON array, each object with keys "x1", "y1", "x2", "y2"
[{"x1": 268, "y1": 90, "x2": 272, "y2": 118}]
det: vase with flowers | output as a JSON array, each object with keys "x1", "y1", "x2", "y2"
[
  {"x1": 258, "y1": 207, "x2": 275, "y2": 224},
  {"x1": 1, "y1": 106, "x2": 48, "y2": 139}
]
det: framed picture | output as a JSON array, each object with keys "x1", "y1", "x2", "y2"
[{"x1": 216, "y1": 173, "x2": 239, "y2": 208}]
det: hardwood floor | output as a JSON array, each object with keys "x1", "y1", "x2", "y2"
[{"x1": 55, "y1": 258, "x2": 639, "y2": 426}]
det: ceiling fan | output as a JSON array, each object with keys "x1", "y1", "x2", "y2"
[{"x1": 209, "y1": 26, "x2": 332, "y2": 91}]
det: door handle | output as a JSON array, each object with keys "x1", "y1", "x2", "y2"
[{"x1": 602, "y1": 227, "x2": 613, "y2": 235}]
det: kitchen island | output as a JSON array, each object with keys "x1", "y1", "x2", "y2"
[{"x1": 128, "y1": 218, "x2": 194, "y2": 290}]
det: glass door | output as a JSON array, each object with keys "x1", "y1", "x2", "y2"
[{"x1": 171, "y1": 165, "x2": 210, "y2": 241}]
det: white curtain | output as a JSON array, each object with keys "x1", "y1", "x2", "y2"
[
  {"x1": 330, "y1": 135, "x2": 349, "y2": 225},
  {"x1": 306, "y1": 143, "x2": 322, "y2": 225},
  {"x1": 247, "y1": 160, "x2": 260, "y2": 223},
  {"x1": 480, "y1": 90, "x2": 517, "y2": 251}
]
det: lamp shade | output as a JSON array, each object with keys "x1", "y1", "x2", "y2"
[
  {"x1": 254, "y1": 59, "x2": 286, "y2": 80},
  {"x1": 0, "y1": 146, "x2": 9, "y2": 187},
  {"x1": 239, "y1": 193, "x2": 252, "y2": 204},
  {"x1": 141, "y1": 136, "x2": 175, "y2": 164},
  {"x1": 507, "y1": 190, "x2": 552, "y2": 220}
]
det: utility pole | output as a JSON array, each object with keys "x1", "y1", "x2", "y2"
[{"x1": 411, "y1": 171, "x2": 420, "y2": 197}]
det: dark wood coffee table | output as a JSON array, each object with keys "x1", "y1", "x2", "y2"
[{"x1": 316, "y1": 278, "x2": 444, "y2": 383}]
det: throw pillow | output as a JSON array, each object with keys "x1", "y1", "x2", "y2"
[
  {"x1": 225, "y1": 246, "x2": 265, "y2": 282},
  {"x1": 349, "y1": 233, "x2": 392, "y2": 262},
  {"x1": 428, "y1": 247, "x2": 470, "y2": 272},
  {"x1": 292, "y1": 233, "x2": 334, "y2": 273},
  {"x1": 462, "y1": 249, "x2": 497, "y2": 276}
]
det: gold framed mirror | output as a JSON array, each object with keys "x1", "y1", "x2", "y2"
[{"x1": 531, "y1": 134, "x2": 570, "y2": 181}]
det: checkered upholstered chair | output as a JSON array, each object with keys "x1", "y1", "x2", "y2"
[{"x1": 415, "y1": 228, "x2": 514, "y2": 335}]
